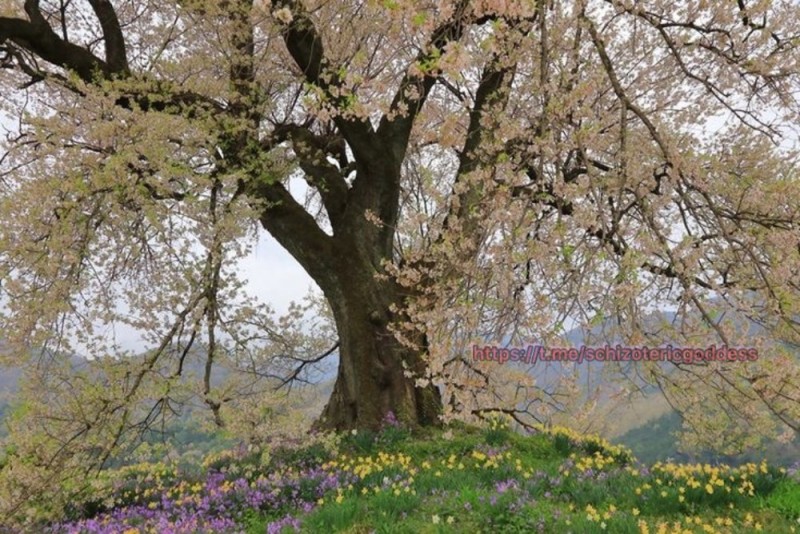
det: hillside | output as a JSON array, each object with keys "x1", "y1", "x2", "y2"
[
  {"x1": 617, "y1": 409, "x2": 800, "y2": 468},
  {"x1": 15, "y1": 419, "x2": 799, "y2": 533}
]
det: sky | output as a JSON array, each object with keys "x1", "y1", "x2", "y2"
[
  {"x1": 238, "y1": 177, "x2": 320, "y2": 316},
  {"x1": 236, "y1": 230, "x2": 317, "y2": 316}
]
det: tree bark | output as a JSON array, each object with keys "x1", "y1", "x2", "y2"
[
  {"x1": 254, "y1": 160, "x2": 443, "y2": 431},
  {"x1": 314, "y1": 257, "x2": 443, "y2": 431}
]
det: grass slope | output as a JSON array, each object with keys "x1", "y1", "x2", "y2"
[{"x1": 42, "y1": 419, "x2": 800, "y2": 534}]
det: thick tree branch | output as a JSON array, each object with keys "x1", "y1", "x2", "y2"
[
  {"x1": 397, "y1": 61, "x2": 516, "y2": 295},
  {"x1": 87, "y1": 0, "x2": 129, "y2": 75},
  {"x1": 272, "y1": 0, "x2": 377, "y2": 163},
  {"x1": 226, "y1": 0, "x2": 257, "y2": 121},
  {"x1": 266, "y1": 124, "x2": 349, "y2": 226},
  {"x1": 1, "y1": 3, "x2": 222, "y2": 118},
  {"x1": 248, "y1": 177, "x2": 336, "y2": 288},
  {"x1": 0, "y1": 1, "x2": 111, "y2": 82},
  {"x1": 376, "y1": 0, "x2": 473, "y2": 163},
  {"x1": 113, "y1": 83, "x2": 226, "y2": 118},
  {"x1": 438, "y1": 60, "x2": 516, "y2": 241}
]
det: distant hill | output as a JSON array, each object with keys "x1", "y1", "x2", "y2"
[
  {"x1": 0, "y1": 344, "x2": 334, "y2": 452},
  {"x1": 0, "y1": 366, "x2": 19, "y2": 433},
  {"x1": 616, "y1": 408, "x2": 800, "y2": 467},
  {"x1": 496, "y1": 307, "x2": 799, "y2": 465},
  {"x1": 0, "y1": 365, "x2": 20, "y2": 393}
]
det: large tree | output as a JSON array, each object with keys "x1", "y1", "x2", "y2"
[{"x1": 1, "y1": 0, "x2": 800, "y2": 519}]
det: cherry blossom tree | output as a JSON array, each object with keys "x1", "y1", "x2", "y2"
[{"x1": 1, "y1": 0, "x2": 800, "y2": 520}]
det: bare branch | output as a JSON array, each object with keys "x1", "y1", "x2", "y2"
[{"x1": 275, "y1": 341, "x2": 339, "y2": 391}]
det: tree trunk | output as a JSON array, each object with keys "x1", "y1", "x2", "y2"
[
  {"x1": 253, "y1": 134, "x2": 442, "y2": 431},
  {"x1": 313, "y1": 257, "x2": 442, "y2": 431}
]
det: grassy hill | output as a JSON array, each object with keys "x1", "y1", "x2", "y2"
[
  {"x1": 2, "y1": 343, "x2": 799, "y2": 532},
  {"x1": 23, "y1": 418, "x2": 800, "y2": 534}
]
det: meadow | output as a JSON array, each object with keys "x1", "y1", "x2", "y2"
[{"x1": 44, "y1": 414, "x2": 800, "y2": 534}]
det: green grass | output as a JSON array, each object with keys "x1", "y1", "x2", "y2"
[
  {"x1": 765, "y1": 478, "x2": 800, "y2": 518},
  {"x1": 246, "y1": 420, "x2": 800, "y2": 533},
  {"x1": 49, "y1": 417, "x2": 800, "y2": 534}
]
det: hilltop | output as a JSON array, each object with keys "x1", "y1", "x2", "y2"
[{"x1": 17, "y1": 418, "x2": 799, "y2": 534}]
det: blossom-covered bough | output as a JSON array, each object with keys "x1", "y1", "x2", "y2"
[{"x1": 1, "y1": 0, "x2": 799, "y2": 526}]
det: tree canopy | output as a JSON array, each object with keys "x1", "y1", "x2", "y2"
[{"x1": 1, "y1": 0, "x2": 800, "y2": 526}]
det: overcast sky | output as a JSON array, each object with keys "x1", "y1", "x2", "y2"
[{"x1": 237, "y1": 231, "x2": 317, "y2": 315}]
